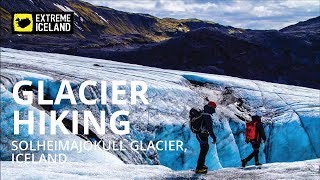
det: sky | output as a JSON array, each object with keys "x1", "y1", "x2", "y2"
[{"x1": 82, "y1": 0, "x2": 320, "y2": 30}]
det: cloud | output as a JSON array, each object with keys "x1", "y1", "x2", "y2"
[
  {"x1": 83, "y1": 0, "x2": 320, "y2": 29},
  {"x1": 95, "y1": 0, "x2": 157, "y2": 11},
  {"x1": 157, "y1": 0, "x2": 217, "y2": 12}
]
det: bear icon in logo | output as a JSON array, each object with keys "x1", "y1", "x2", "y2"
[{"x1": 15, "y1": 18, "x2": 31, "y2": 28}]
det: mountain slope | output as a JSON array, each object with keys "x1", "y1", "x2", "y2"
[
  {"x1": 102, "y1": 24, "x2": 320, "y2": 88},
  {"x1": 0, "y1": 0, "x2": 223, "y2": 47},
  {"x1": 281, "y1": 16, "x2": 320, "y2": 34}
]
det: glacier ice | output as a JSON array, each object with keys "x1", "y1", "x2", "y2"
[{"x1": 0, "y1": 48, "x2": 319, "y2": 171}]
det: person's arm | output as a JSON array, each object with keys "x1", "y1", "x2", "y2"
[
  {"x1": 204, "y1": 116, "x2": 217, "y2": 143},
  {"x1": 257, "y1": 123, "x2": 266, "y2": 142}
]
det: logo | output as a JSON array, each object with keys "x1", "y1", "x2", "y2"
[
  {"x1": 13, "y1": 13, "x2": 33, "y2": 32},
  {"x1": 12, "y1": 12, "x2": 74, "y2": 34}
]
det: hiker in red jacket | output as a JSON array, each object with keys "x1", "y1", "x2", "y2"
[{"x1": 241, "y1": 115, "x2": 266, "y2": 167}]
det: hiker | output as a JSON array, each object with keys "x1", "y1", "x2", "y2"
[
  {"x1": 241, "y1": 115, "x2": 266, "y2": 167},
  {"x1": 189, "y1": 102, "x2": 217, "y2": 174}
]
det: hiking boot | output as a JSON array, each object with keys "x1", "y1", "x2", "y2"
[
  {"x1": 255, "y1": 161, "x2": 262, "y2": 166},
  {"x1": 241, "y1": 159, "x2": 247, "y2": 168},
  {"x1": 195, "y1": 168, "x2": 207, "y2": 174}
]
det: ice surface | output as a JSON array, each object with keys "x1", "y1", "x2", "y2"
[
  {"x1": 1, "y1": 48, "x2": 319, "y2": 171},
  {"x1": 1, "y1": 159, "x2": 319, "y2": 179}
]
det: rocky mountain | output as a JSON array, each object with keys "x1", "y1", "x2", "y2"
[
  {"x1": 103, "y1": 17, "x2": 320, "y2": 89},
  {"x1": 280, "y1": 16, "x2": 320, "y2": 34},
  {"x1": 1, "y1": 0, "x2": 226, "y2": 48},
  {"x1": 0, "y1": 0, "x2": 319, "y2": 89}
]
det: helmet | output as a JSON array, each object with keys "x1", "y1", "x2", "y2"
[{"x1": 208, "y1": 101, "x2": 217, "y2": 108}]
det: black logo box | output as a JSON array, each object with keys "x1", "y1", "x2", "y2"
[{"x1": 12, "y1": 12, "x2": 74, "y2": 34}]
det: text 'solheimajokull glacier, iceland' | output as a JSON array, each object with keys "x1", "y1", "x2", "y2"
[{"x1": 0, "y1": 48, "x2": 319, "y2": 178}]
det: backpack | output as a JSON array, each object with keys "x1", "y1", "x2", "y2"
[
  {"x1": 245, "y1": 121, "x2": 258, "y2": 141},
  {"x1": 189, "y1": 108, "x2": 204, "y2": 133}
]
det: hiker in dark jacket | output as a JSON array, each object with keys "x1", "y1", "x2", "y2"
[
  {"x1": 241, "y1": 115, "x2": 266, "y2": 167},
  {"x1": 195, "y1": 102, "x2": 217, "y2": 173}
]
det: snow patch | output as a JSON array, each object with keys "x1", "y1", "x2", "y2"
[
  {"x1": 94, "y1": 12, "x2": 108, "y2": 23},
  {"x1": 53, "y1": 3, "x2": 79, "y2": 17}
]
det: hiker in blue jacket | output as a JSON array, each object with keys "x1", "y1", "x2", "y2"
[{"x1": 194, "y1": 102, "x2": 217, "y2": 174}]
